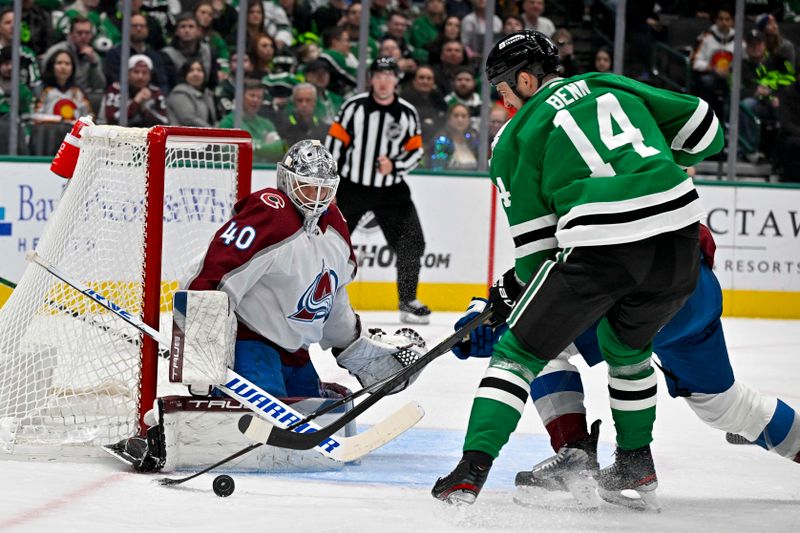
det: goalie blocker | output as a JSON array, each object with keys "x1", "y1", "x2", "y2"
[{"x1": 169, "y1": 290, "x2": 236, "y2": 395}]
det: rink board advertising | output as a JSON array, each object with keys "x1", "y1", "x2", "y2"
[{"x1": 0, "y1": 160, "x2": 797, "y2": 318}]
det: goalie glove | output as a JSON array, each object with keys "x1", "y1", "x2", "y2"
[
  {"x1": 451, "y1": 298, "x2": 507, "y2": 359},
  {"x1": 334, "y1": 328, "x2": 426, "y2": 394},
  {"x1": 488, "y1": 268, "x2": 524, "y2": 326}
]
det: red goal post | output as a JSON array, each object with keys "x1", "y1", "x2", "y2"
[
  {"x1": 0, "y1": 125, "x2": 252, "y2": 458},
  {"x1": 139, "y1": 127, "x2": 252, "y2": 435}
]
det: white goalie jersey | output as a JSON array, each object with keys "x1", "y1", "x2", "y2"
[{"x1": 185, "y1": 187, "x2": 359, "y2": 362}]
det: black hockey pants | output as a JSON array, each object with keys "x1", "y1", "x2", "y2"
[{"x1": 335, "y1": 179, "x2": 426, "y2": 304}]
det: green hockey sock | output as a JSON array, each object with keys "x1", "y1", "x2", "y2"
[
  {"x1": 597, "y1": 318, "x2": 657, "y2": 450},
  {"x1": 608, "y1": 364, "x2": 657, "y2": 450},
  {"x1": 462, "y1": 364, "x2": 531, "y2": 458}
]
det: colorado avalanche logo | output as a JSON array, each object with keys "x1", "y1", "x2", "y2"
[{"x1": 289, "y1": 263, "x2": 339, "y2": 322}]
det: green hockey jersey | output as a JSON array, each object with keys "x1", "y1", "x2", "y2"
[{"x1": 490, "y1": 72, "x2": 723, "y2": 283}]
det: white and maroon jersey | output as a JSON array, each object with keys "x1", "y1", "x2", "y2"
[{"x1": 186, "y1": 188, "x2": 359, "y2": 362}]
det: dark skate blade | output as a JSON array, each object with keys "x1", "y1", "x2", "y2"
[
  {"x1": 563, "y1": 472, "x2": 601, "y2": 509},
  {"x1": 513, "y1": 484, "x2": 600, "y2": 511},
  {"x1": 443, "y1": 490, "x2": 477, "y2": 506},
  {"x1": 101, "y1": 444, "x2": 138, "y2": 468},
  {"x1": 598, "y1": 486, "x2": 661, "y2": 513},
  {"x1": 514, "y1": 471, "x2": 564, "y2": 492}
]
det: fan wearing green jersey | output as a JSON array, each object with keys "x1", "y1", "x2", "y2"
[{"x1": 432, "y1": 30, "x2": 724, "y2": 509}]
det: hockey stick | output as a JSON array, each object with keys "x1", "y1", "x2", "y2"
[
  {"x1": 44, "y1": 297, "x2": 170, "y2": 358},
  {"x1": 242, "y1": 307, "x2": 493, "y2": 429},
  {"x1": 236, "y1": 306, "x2": 493, "y2": 451},
  {"x1": 161, "y1": 314, "x2": 489, "y2": 484},
  {"x1": 25, "y1": 251, "x2": 425, "y2": 465},
  {"x1": 217, "y1": 369, "x2": 423, "y2": 462},
  {"x1": 158, "y1": 401, "x2": 425, "y2": 487}
]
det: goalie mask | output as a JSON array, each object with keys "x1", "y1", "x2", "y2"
[{"x1": 277, "y1": 140, "x2": 340, "y2": 230}]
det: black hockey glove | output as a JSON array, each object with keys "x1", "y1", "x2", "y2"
[{"x1": 488, "y1": 268, "x2": 523, "y2": 326}]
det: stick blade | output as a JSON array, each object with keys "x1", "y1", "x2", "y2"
[
  {"x1": 157, "y1": 477, "x2": 182, "y2": 486},
  {"x1": 329, "y1": 401, "x2": 425, "y2": 462},
  {"x1": 238, "y1": 413, "x2": 274, "y2": 443},
  {"x1": 237, "y1": 402, "x2": 424, "y2": 461}
]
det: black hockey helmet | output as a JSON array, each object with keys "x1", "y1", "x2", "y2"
[
  {"x1": 485, "y1": 30, "x2": 562, "y2": 89},
  {"x1": 370, "y1": 56, "x2": 400, "y2": 76}
]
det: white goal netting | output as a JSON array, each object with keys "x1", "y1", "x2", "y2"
[{"x1": 0, "y1": 126, "x2": 248, "y2": 456}]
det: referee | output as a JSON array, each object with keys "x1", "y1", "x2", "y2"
[{"x1": 325, "y1": 56, "x2": 430, "y2": 324}]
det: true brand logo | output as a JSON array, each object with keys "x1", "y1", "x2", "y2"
[
  {"x1": 224, "y1": 376, "x2": 341, "y2": 453},
  {"x1": 85, "y1": 288, "x2": 135, "y2": 321}
]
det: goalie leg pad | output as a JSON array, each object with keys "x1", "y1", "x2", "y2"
[{"x1": 157, "y1": 395, "x2": 354, "y2": 472}]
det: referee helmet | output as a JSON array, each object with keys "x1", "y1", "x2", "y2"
[{"x1": 370, "y1": 56, "x2": 400, "y2": 76}]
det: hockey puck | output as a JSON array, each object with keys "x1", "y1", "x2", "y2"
[{"x1": 212, "y1": 475, "x2": 235, "y2": 497}]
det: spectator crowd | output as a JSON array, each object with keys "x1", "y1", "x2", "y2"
[{"x1": 0, "y1": 0, "x2": 797, "y2": 180}]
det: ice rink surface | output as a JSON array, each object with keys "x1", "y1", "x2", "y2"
[{"x1": 1, "y1": 312, "x2": 799, "y2": 532}]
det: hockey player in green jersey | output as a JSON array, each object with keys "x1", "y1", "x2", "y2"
[{"x1": 432, "y1": 30, "x2": 724, "y2": 508}]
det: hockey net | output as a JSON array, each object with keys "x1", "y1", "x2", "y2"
[{"x1": 0, "y1": 126, "x2": 252, "y2": 457}]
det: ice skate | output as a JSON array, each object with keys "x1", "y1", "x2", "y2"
[
  {"x1": 431, "y1": 456, "x2": 491, "y2": 505},
  {"x1": 597, "y1": 445, "x2": 661, "y2": 512},
  {"x1": 103, "y1": 423, "x2": 166, "y2": 472},
  {"x1": 514, "y1": 420, "x2": 602, "y2": 509},
  {"x1": 399, "y1": 299, "x2": 431, "y2": 325},
  {"x1": 103, "y1": 436, "x2": 163, "y2": 472}
]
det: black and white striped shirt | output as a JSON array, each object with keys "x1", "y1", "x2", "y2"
[{"x1": 325, "y1": 92, "x2": 424, "y2": 187}]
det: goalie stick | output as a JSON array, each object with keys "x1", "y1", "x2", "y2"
[
  {"x1": 44, "y1": 297, "x2": 170, "y2": 358},
  {"x1": 158, "y1": 401, "x2": 425, "y2": 486},
  {"x1": 25, "y1": 251, "x2": 425, "y2": 466},
  {"x1": 233, "y1": 307, "x2": 493, "y2": 432},
  {"x1": 236, "y1": 306, "x2": 493, "y2": 451}
]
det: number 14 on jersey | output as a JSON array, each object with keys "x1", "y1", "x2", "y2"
[{"x1": 554, "y1": 93, "x2": 660, "y2": 177}]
